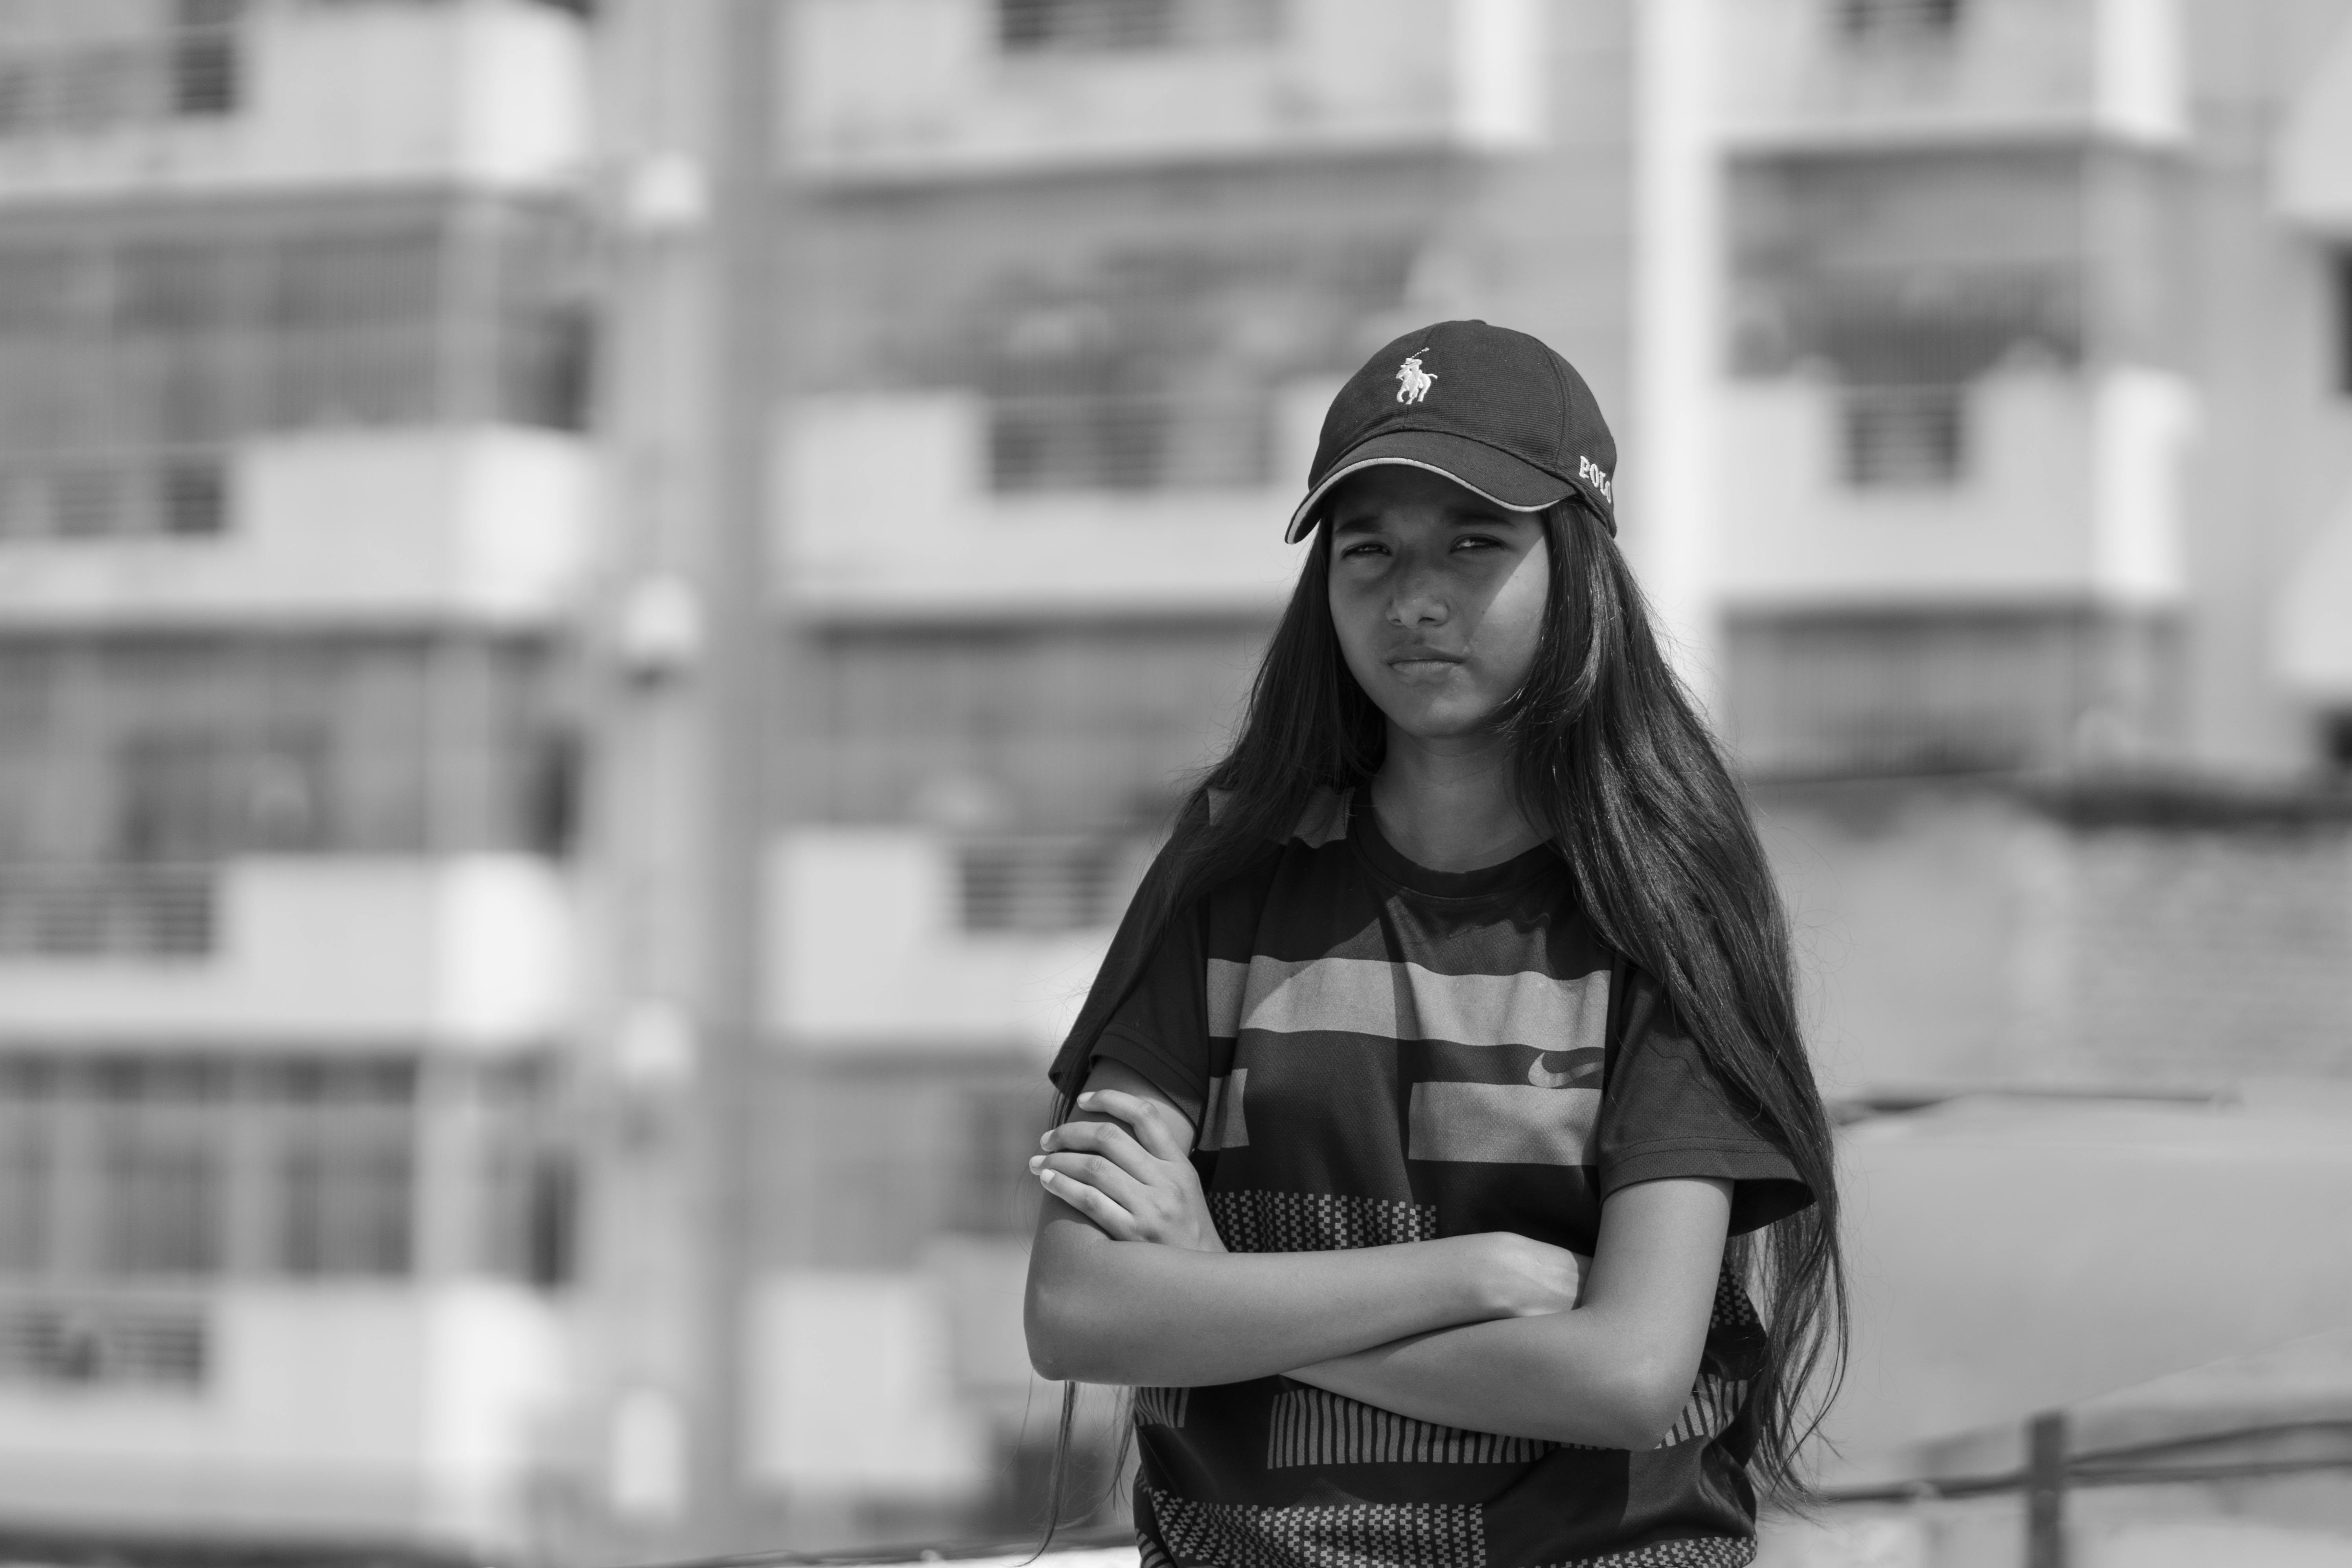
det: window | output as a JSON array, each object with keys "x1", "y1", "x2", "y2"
[
  {"x1": 998, "y1": 0, "x2": 1281, "y2": 52},
  {"x1": 93, "y1": 1059, "x2": 227, "y2": 1277},
  {"x1": 1842, "y1": 383, "x2": 1966, "y2": 487},
  {"x1": 2334, "y1": 250, "x2": 2352, "y2": 398},
  {"x1": 2323, "y1": 712, "x2": 2352, "y2": 773},
  {"x1": 0, "y1": 216, "x2": 594, "y2": 532},
  {"x1": 483, "y1": 1147, "x2": 576, "y2": 1290},
  {"x1": 280, "y1": 1143, "x2": 410, "y2": 1278},
  {"x1": 948, "y1": 1086, "x2": 1051, "y2": 1235},
  {"x1": 116, "y1": 731, "x2": 332, "y2": 859}
]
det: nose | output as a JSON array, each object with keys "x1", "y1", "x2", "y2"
[{"x1": 1387, "y1": 560, "x2": 1450, "y2": 628}]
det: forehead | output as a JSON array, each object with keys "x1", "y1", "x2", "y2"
[{"x1": 1326, "y1": 465, "x2": 1524, "y2": 529}]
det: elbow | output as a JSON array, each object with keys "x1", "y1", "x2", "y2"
[
  {"x1": 1023, "y1": 1280, "x2": 1079, "y2": 1383},
  {"x1": 1024, "y1": 1270, "x2": 1117, "y2": 1384},
  {"x1": 1593, "y1": 1353, "x2": 1702, "y2": 1452}
]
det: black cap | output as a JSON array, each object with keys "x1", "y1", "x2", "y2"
[{"x1": 1285, "y1": 320, "x2": 1617, "y2": 543}]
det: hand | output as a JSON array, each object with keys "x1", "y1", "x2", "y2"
[
  {"x1": 1470, "y1": 1232, "x2": 1590, "y2": 1318},
  {"x1": 1031, "y1": 1089, "x2": 1226, "y2": 1254}
]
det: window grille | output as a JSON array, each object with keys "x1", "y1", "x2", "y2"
[
  {"x1": 998, "y1": 0, "x2": 1282, "y2": 52},
  {"x1": 988, "y1": 390, "x2": 1273, "y2": 493},
  {"x1": 99, "y1": 1128, "x2": 222, "y2": 1276},
  {"x1": 0, "y1": 1, "x2": 243, "y2": 140},
  {"x1": 0, "y1": 450, "x2": 230, "y2": 541},
  {"x1": 279, "y1": 1143, "x2": 411, "y2": 1278},
  {"x1": 1835, "y1": 0, "x2": 1963, "y2": 43},
  {"x1": 948, "y1": 1086, "x2": 1051, "y2": 1235},
  {"x1": 957, "y1": 836, "x2": 1139, "y2": 932},
  {"x1": 0, "y1": 1297, "x2": 207, "y2": 1389},
  {"x1": 0, "y1": 863, "x2": 216, "y2": 958},
  {"x1": 116, "y1": 731, "x2": 333, "y2": 860},
  {"x1": 1841, "y1": 384, "x2": 1966, "y2": 488},
  {"x1": 0, "y1": 1053, "x2": 458, "y2": 1288}
]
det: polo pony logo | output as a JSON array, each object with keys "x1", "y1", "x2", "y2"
[{"x1": 1394, "y1": 352, "x2": 1436, "y2": 405}]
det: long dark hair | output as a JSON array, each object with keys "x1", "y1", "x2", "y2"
[{"x1": 1037, "y1": 499, "x2": 1846, "y2": 1537}]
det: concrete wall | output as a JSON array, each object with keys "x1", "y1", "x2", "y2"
[{"x1": 1759, "y1": 778, "x2": 2352, "y2": 1094}]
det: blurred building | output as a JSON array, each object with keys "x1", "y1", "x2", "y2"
[
  {"x1": 0, "y1": 0, "x2": 596, "y2": 1557},
  {"x1": 0, "y1": 0, "x2": 2348, "y2": 1566}
]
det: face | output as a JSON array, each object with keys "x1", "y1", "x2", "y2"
[{"x1": 1324, "y1": 466, "x2": 1552, "y2": 747}]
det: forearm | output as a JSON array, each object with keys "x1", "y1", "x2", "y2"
[
  {"x1": 1026, "y1": 1218, "x2": 1504, "y2": 1387},
  {"x1": 1287, "y1": 1310, "x2": 1676, "y2": 1449}
]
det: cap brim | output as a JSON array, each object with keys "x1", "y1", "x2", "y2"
[{"x1": 1283, "y1": 431, "x2": 1574, "y2": 544}]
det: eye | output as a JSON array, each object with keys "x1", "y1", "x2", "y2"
[
  {"x1": 1449, "y1": 532, "x2": 1506, "y2": 553},
  {"x1": 1337, "y1": 539, "x2": 1390, "y2": 559}
]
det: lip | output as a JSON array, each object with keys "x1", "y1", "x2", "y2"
[{"x1": 1384, "y1": 651, "x2": 1467, "y2": 683}]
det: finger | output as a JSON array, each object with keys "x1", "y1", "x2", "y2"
[
  {"x1": 1034, "y1": 1151, "x2": 1151, "y2": 1216},
  {"x1": 1074, "y1": 1090, "x2": 1193, "y2": 1163},
  {"x1": 1040, "y1": 1120, "x2": 1161, "y2": 1185},
  {"x1": 1036, "y1": 1167, "x2": 1138, "y2": 1240}
]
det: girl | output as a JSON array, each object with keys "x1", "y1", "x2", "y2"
[{"x1": 1023, "y1": 320, "x2": 1844, "y2": 1568}]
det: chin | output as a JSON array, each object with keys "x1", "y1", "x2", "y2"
[{"x1": 1384, "y1": 698, "x2": 1509, "y2": 744}]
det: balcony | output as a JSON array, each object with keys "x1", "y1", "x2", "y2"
[
  {"x1": 0, "y1": 1281, "x2": 564, "y2": 1548},
  {"x1": 778, "y1": 385, "x2": 1325, "y2": 618},
  {"x1": 0, "y1": 429, "x2": 593, "y2": 627},
  {"x1": 1712, "y1": 364, "x2": 2197, "y2": 610},
  {"x1": 0, "y1": 856, "x2": 574, "y2": 1050},
  {"x1": 767, "y1": 829, "x2": 1149, "y2": 1054},
  {"x1": 785, "y1": 0, "x2": 1546, "y2": 180},
  {"x1": 1713, "y1": 0, "x2": 2186, "y2": 151},
  {"x1": 0, "y1": 0, "x2": 589, "y2": 202}
]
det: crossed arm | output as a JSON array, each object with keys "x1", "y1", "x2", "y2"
[{"x1": 1021, "y1": 1060, "x2": 1733, "y2": 1450}]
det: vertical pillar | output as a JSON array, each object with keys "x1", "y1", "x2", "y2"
[
  {"x1": 692, "y1": 0, "x2": 778, "y2": 1548},
  {"x1": 1628, "y1": 0, "x2": 1727, "y2": 716},
  {"x1": 2024, "y1": 1408, "x2": 2069, "y2": 1568}
]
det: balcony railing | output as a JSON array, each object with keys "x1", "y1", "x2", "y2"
[
  {"x1": 0, "y1": 864, "x2": 216, "y2": 959},
  {"x1": 0, "y1": 449, "x2": 230, "y2": 541},
  {"x1": 1841, "y1": 385, "x2": 1967, "y2": 488},
  {"x1": 1834, "y1": 0, "x2": 1966, "y2": 45},
  {"x1": 997, "y1": 0, "x2": 1284, "y2": 53},
  {"x1": 0, "y1": 17, "x2": 241, "y2": 142},
  {"x1": 956, "y1": 836, "x2": 1146, "y2": 933},
  {"x1": 0, "y1": 1292, "x2": 208, "y2": 1389},
  {"x1": 987, "y1": 392, "x2": 1274, "y2": 494}
]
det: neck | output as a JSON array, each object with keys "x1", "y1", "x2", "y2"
[{"x1": 1368, "y1": 725, "x2": 1543, "y2": 873}]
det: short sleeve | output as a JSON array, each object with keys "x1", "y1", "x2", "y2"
[
  {"x1": 1596, "y1": 966, "x2": 1814, "y2": 1235},
  {"x1": 1045, "y1": 897, "x2": 1212, "y2": 1126}
]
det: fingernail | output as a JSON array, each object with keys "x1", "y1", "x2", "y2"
[{"x1": 1027, "y1": 1156, "x2": 1045, "y2": 1171}]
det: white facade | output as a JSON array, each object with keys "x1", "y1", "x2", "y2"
[
  {"x1": 778, "y1": 388, "x2": 1322, "y2": 620},
  {"x1": 0, "y1": 856, "x2": 576, "y2": 1049},
  {"x1": 0, "y1": 0, "x2": 590, "y2": 201},
  {"x1": 0, "y1": 1283, "x2": 567, "y2": 1546},
  {"x1": 766, "y1": 829, "x2": 1119, "y2": 1054},
  {"x1": 1715, "y1": 0, "x2": 2186, "y2": 150},
  {"x1": 1714, "y1": 367, "x2": 2197, "y2": 610},
  {"x1": 786, "y1": 0, "x2": 1546, "y2": 181},
  {"x1": 0, "y1": 430, "x2": 595, "y2": 628}
]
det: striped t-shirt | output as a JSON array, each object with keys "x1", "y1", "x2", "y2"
[{"x1": 1049, "y1": 790, "x2": 1811, "y2": 1568}]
